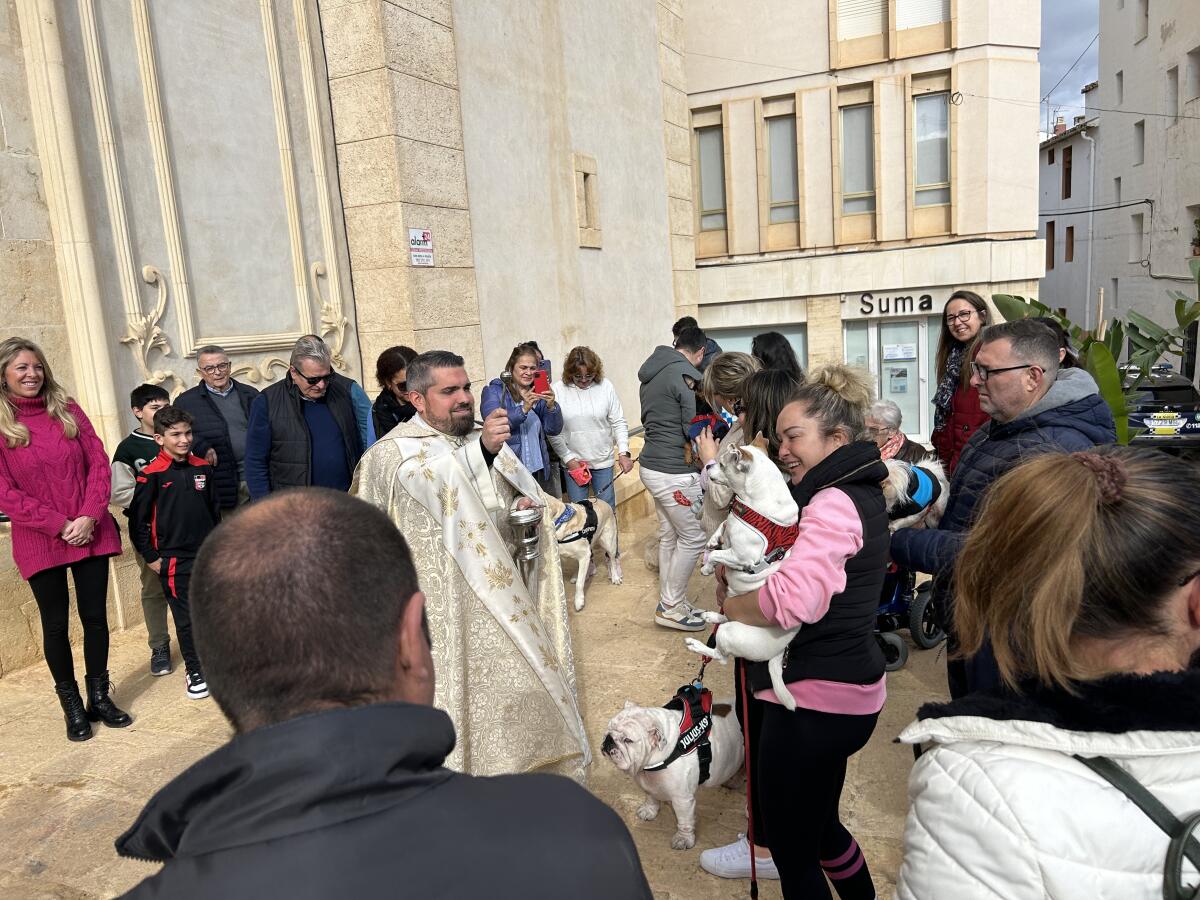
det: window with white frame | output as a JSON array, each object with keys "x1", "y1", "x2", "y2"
[
  {"x1": 767, "y1": 115, "x2": 799, "y2": 223},
  {"x1": 837, "y1": 0, "x2": 887, "y2": 39},
  {"x1": 914, "y1": 92, "x2": 950, "y2": 206},
  {"x1": 696, "y1": 125, "x2": 727, "y2": 231},
  {"x1": 896, "y1": 0, "x2": 949, "y2": 30},
  {"x1": 841, "y1": 103, "x2": 875, "y2": 215}
]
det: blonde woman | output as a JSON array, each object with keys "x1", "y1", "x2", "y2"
[
  {"x1": 547, "y1": 346, "x2": 630, "y2": 510},
  {"x1": 898, "y1": 448, "x2": 1200, "y2": 899},
  {"x1": 0, "y1": 337, "x2": 129, "y2": 741}
]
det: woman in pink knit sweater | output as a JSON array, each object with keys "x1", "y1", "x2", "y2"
[{"x1": 0, "y1": 337, "x2": 130, "y2": 741}]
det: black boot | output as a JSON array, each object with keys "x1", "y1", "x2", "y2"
[
  {"x1": 55, "y1": 681, "x2": 94, "y2": 742},
  {"x1": 84, "y1": 671, "x2": 133, "y2": 728}
]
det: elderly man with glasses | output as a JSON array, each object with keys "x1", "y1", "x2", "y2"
[
  {"x1": 174, "y1": 345, "x2": 261, "y2": 510},
  {"x1": 243, "y1": 336, "x2": 363, "y2": 499},
  {"x1": 891, "y1": 318, "x2": 1115, "y2": 699}
]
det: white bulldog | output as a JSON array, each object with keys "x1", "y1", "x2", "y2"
[
  {"x1": 688, "y1": 436, "x2": 802, "y2": 709},
  {"x1": 601, "y1": 698, "x2": 743, "y2": 850},
  {"x1": 544, "y1": 493, "x2": 622, "y2": 612}
]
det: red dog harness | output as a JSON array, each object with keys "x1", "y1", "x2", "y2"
[
  {"x1": 729, "y1": 497, "x2": 799, "y2": 567},
  {"x1": 643, "y1": 684, "x2": 715, "y2": 784}
]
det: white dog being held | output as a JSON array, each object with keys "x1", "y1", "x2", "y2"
[
  {"x1": 880, "y1": 457, "x2": 948, "y2": 530},
  {"x1": 544, "y1": 493, "x2": 621, "y2": 611},
  {"x1": 601, "y1": 698, "x2": 743, "y2": 850},
  {"x1": 686, "y1": 436, "x2": 802, "y2": 709}
]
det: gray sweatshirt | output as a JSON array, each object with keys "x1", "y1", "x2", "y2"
[{"x1": 637, "y1": 345, "x2": 700, "y2": 475}]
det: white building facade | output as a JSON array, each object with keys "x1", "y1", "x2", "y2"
[
  {"x1": 1038, "y1": 110, "x2": 1098, "y2": 327},
  {"x1": 684, "y1": 0, "x2": 1044, "y2": 440},
  {"x1": 1090, "y1": 0, "x2": 1200, "y2": 337}
]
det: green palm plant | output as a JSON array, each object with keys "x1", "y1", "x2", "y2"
[{"x1": 992, "y1": 258, "x2": 1200, "y2": 444}]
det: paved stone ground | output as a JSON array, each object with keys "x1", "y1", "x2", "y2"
[{"x1": 0, "y1": 515, "x2": 947, "y2": 898}]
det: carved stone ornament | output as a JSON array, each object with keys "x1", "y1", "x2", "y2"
[
  {"x1": 312, "y1": 260, "x2": 349, "y2": 371},
  {"x1": 120, "y1": 265, "x2": 183, "y2": 396}
]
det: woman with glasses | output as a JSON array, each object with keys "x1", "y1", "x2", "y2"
[
  {"x1": 692, "y1": 352, "x2": 763, "y2": 537},
  {"x1": 371, "y1": 345, "x2": 418, "y2": 439},
  {"x1": 896, "y1": 448, "x2": 1200, "y2": 900},
  {"x1": 865, "y1": 399, "x2": 929, "y2": 463},
  {"x1": 931, "y1": 290, "x2": 991, "y2": 473},
  {"x1": 547, "y1": 346, "x2": 631, "y2": 510},
  {"x1": 481, "y1": 343, "x2": 563, "y2": 496}
]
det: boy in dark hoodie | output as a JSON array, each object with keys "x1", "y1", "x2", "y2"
[
  {"x1": 638, "y1": 326, "x2": 708, "y2": 632},
  {"x1": 130, "y1": 406, "x2": 221, "y2": 702}
]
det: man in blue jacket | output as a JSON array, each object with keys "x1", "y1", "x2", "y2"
[{"x1": 891, "y1": 319, "x2": 1116, "y2": 697}]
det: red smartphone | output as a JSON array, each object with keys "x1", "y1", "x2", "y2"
[{"x1": 531, "y1": 370, "x2": 551, "y2": 394}]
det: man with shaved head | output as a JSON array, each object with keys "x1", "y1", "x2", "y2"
[{"x1": 115, "y1": 489, "x2": 650, "y2": 899}]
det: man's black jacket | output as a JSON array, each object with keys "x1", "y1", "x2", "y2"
[
  {"x1": 116, "y1": 703, "x2": 652, "y2": 899},
  {"x1": 174, "y1": 381, "x2": 259, "y2": 508}
]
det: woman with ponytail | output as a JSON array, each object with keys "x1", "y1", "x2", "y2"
[
  {"x1": 705, "y1": 364, "x2": 888, "y2": 899},
  {"x1": 0, "y1": 337, "x2": 128, "y2": 742},
  {"x1": 897, "y1": 447, "x2": 1200, "y2": 900}
]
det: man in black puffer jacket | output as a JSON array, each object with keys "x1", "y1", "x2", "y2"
[
  {"x1": 115, "y1": 489, "x2": 651, "y2": 900},
  {"x1": 174, "y1": 345, "x2": 259, "y2": 510},
  {"x1": 891, "y1": 319, "x2": 1116, "y2": 697},
  {"x1": 243, "y1": 336, "x2": 362, "y2": 499}
]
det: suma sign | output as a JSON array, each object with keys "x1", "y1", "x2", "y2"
[{"x1": 841, "y1": 288, "x2": 953, "y2": 320}]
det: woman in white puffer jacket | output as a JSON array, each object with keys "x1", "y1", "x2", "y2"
[{"x1": 897, "y1": 447, "x2": 1200, "y2": 900}]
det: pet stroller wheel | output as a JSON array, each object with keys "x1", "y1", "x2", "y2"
[
  {"x1": 908, "y1": 582, "x2": 946, "y2": 650},
  {"x1": 877, "y1": 631, "x2": 909, "y2": 672}
]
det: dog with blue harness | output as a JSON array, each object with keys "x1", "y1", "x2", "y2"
[{"x1": 544, "y1": 492, "x2": 622, "y2": 612}]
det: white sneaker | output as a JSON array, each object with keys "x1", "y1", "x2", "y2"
[
  {"x1": 654, "y1": 601, "x2": 707, "y2": 632},
  {"x1": 699, "y1": 834, "x2": 780, "y2": 880},
  {"x1": 185, "y1": 669, "x2": 210, "y2": 700}
]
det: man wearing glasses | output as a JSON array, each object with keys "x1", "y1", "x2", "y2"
[
  {"x1": 243, "y1": 336, "x2": 363, "y2": 499},
  {"x1": 891, "y1": 318, "x2": 1115, "y2": 698},
  {"x1": 175, "y1": 345, "x2": 261, "y2": 511}
]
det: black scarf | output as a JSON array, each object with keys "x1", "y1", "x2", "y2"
[
  {"x1": 933, "y1": 343, "x2": 964, "y2": 432},
  {"x1": 789, "y1": 440, "x2": 887, "y2": 512}
]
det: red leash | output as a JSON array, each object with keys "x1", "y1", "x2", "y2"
[{"x1": 739, "y1": 658, "x2": 759, "y2": 899}]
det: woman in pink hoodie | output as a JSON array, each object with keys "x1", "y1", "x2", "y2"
[
  {"x1": 0, "y1": 337, "x2": 129, "y2": 741},
  {"x1": 718, "y1": 364, "x2": 888, "y2": 900}
]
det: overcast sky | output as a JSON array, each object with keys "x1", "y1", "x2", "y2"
[{"x1": 1040, "y1": 0, "x2": 1099, "y2": 130}]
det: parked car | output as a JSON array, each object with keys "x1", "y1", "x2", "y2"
[{"x1": 1125, "y1": 364, "x2": 1200, "y2": 456}]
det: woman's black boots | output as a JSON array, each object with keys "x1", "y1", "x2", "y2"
[
  {"x1": 85, "y1": 671, "x2": 133, "y2": 728},
  {"x1": 54, "y1": 681, "x2": 93, "y2": 742}
]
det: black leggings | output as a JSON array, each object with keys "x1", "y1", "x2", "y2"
[
  {"x1": 27, "y1": 556, "x2": 111, "y2": 685},
  {"x1": 759, "y1": 701, "x2": 879, "y2": 900}
]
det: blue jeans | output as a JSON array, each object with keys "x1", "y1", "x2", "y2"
[{"x1": 564, "y1": 464, "x2": 616, "y2": 508}]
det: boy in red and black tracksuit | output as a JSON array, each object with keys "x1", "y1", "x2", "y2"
[{"x1": 130, "y1": 406, "x2": 220, "y2": 700}]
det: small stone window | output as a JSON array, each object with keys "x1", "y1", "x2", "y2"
[{"x1": 574, "y1": 153, "x2": 601, "y2": 249}]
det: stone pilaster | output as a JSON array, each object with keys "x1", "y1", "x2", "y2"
[
  {"x1": 320, "y1": 0, "x2": 484, "y2": 380},
  {"x1": 805, "y1": 295, "x2": 844, "y2": 368},
  {"x1": 656, "y1": 0, "x2": 697, "y2": 319}
]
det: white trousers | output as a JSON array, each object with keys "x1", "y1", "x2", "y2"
[{"x1": 639, "y1": 467, "x2": 707, "y2": 610}]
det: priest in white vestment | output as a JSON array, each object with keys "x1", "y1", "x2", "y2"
[{"x1": 351, "y1": 350, "x2": 589, "y2": 780}]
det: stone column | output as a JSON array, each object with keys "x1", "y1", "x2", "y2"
[
  {"x1": 320, "y1": 0, "x2": 485, "y2": 380},
  {"x1": 656, "y1": 0, "x2": 698, "y2": 319},
  {"x1": 805, "y1": 295, "x2": 844, "y2": 367}
]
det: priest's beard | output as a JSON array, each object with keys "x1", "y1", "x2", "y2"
[{"x1": 425, "y1": 403, "x2": 475, "y2": 438}]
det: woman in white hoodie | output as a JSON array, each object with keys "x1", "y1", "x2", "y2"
[
  {"x1": 897, "y1": 447, "x2": 1200, "y2": 900},
  {"x1": 548, "y1": 346, "x2": 632, "y2": 510}
]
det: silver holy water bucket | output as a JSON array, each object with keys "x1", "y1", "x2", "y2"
[{"x1": 507, "y1": 505, "x2": 543, "y2": 591}]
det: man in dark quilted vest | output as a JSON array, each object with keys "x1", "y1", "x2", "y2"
[
  {"x1": 243, "y1": 336, "x2": 363, "y2": 499},
  {"x1": 891, "y1": 318, "x2": 1116, "y2": 697}
]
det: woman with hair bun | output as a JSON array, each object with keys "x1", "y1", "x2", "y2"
[
  {"x1": 708, "y1": 364, "x2": 888, "y2": 898},
  {"x1": 897, "y1": 447, "x2": 1200, "y2": 900},
  {"x1": 0, "y1": 337, "x2": 129, "y2": 742}
]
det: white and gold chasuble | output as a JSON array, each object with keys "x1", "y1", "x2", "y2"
[{"x1": 351, "y1": 417, "x2": 589, "y2": 780}]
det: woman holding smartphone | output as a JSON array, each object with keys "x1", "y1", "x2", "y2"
[{"x1": 481, "y1": 343, "x2": 563, "y2": 493}]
